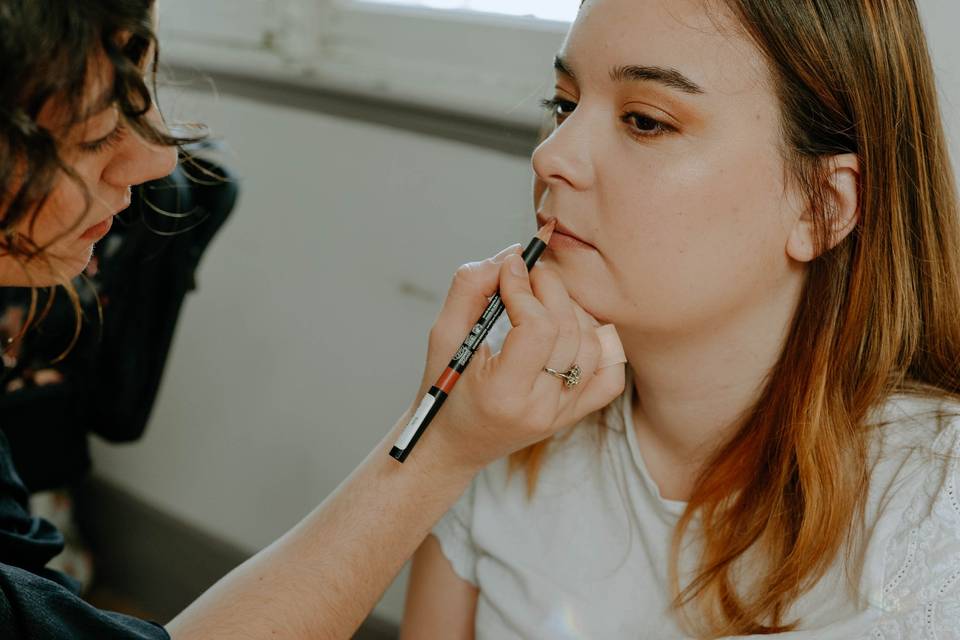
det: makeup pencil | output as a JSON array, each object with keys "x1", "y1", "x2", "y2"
[{"x1": 389, "y1": 220, "x2": 557, "y2": 463}]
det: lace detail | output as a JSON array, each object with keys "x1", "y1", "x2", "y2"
[{"x1": 860, "y1": 424, "x2": 960, "y2": 639}]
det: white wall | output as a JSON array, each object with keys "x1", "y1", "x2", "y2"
[
  {"x1": 90, "y1": 87, "x2": 538, "y2": 623},
  {"x1": 923, "y1": 0, "x2": 960, "y2": 178},
  {"x1": 91, "y1": 0, "x2": 960, "y2": 628}
]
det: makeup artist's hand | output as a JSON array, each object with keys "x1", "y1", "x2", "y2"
[{"x1": 415, "y1": 245, "x2": 626, "y2": 473}]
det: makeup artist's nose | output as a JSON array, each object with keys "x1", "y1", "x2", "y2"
[
  {"x1": 102, "y1": 132, "x2": 177, "y2": 188},
  {"x1": 102, "y1": 107, "x2": 178, "y2": 189},
  {"x1": 531, "y1": 118, "x2": 595, "y2": 192}
]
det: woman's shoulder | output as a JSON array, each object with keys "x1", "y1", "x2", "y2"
[
  {"x1": 859, "y1": 390, "x2": 960, "y2": 631},
  {"x1": 867, "y1": 391, "x2": 960, "y2": 490},
  {"x1": 870, "y1": 389, "x2": 960, "y2": 446},
  {"x1": 866, "y1": 389, "x2": 960, "y2": 529}
]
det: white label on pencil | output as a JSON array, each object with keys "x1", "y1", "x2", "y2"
[{"x1": 394, "y1": 394, "x2": 436, "y2": 450}]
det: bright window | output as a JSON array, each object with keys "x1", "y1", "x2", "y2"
[
  {"x1": 159, "y1": 0, "x2": 574, "y2": 128},
  {"x1": 356, "y1": 0, "x2": 577, "y2": 22}
]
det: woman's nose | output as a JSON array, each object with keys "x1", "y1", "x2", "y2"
[{"x1": 530, "y1": 117, "x2": 595, "y2": 192}]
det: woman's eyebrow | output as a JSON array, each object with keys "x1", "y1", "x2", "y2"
[{"x1": 553, "y1": 54, "x2": 706, "y2": 95}]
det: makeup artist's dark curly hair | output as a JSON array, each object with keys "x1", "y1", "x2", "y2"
[{"x1": 0, "y1": 0, "x2": 204, "y2": 345}]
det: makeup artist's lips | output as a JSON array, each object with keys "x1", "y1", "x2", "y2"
[
  {"x1": 80, "y1": 189, "x2": 131, "y2": 242},
  {"x1": 79, "y1": 216, "x2": 113, "y2": 241},
  {"x1": 536, "y1": 214, "x2": 596, "y2": 251}
]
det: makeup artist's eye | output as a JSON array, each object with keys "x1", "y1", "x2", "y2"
[
  {"x1": 79, "y1": 124, "x2": 126, "y2": 155},
  {"x1": 539, "y1": 97, "x2": 577, "y2": 123}
]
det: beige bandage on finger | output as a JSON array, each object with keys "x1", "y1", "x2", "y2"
[{"x1": 596, "y1": 324, "x2": 626, "y2": 369}]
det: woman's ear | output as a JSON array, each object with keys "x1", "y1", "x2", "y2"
[{"x1": 786, "y1": 153, "x2": 860, "y2": 262}]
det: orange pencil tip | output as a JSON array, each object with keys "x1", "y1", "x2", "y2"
[{"x1": 537, "y1": 217, "x2": 557, "y2": 244}]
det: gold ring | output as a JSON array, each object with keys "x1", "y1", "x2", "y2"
[{"x1": 543, "y1": 363, "x2": 582, "y2": 388}]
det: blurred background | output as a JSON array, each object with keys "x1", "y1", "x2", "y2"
[{"x1": 38, "y1": 0, "x2": 960, "y2": 636}]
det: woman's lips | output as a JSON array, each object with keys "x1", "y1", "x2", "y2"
[
  {"x1": 549, "y1": 229, "x2": 596, "y2": 251},
  {"x1": 536, "y1": 214, "x2": 596, "y2": 251}
]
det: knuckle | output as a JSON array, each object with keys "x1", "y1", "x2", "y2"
[
  {"x1": 451, "y1": 262, "x2": 478, "y2": 287},
  {"x1": 549, "y1": 321, "x2": 562, "y2": 343},
  {"x1": 557, "y1": 312, "x2": 578, "y2": 338},
  {"x1": 489, "y1": 392, "x2": 523, "y2": 422},
  {"x1": 535, "y1": 316, "x2": 560, "y2": 342}
]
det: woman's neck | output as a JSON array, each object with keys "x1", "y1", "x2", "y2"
[{"x1": 619, "y1": 274, "x2": 804, "y2": 500}]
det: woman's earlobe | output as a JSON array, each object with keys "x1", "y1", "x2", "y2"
[{"x1": 786, "y1": 222, "x2": 817, "y2": 262}]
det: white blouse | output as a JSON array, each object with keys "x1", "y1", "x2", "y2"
[{"x1": 432, "y1": 380, "x2": 960, "y2": 639}]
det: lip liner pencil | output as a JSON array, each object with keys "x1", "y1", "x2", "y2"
[{"x1": 389, "y1": 219, "x2": 557, "y2": 463}]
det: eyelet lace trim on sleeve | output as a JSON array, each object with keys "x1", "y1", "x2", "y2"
[{"x1": 861, "y1": 425, "x2": 960, "y2": 639}]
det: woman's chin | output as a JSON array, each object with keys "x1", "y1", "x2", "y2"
[
  {"x1": 541, "y1": 258, "x2": 613, "y2": 325},
  {"x1": 564, "y1": 286, "x2": 616, "y2": 327}
]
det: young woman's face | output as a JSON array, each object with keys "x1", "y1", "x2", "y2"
[
  {"x1": 534, "y1": 0, "x2": 806, "y2": 333},
  {"x1": 0, "y1": 49, "x2": 177, "y2": 286}
]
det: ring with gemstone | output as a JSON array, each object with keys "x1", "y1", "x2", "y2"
[{"x1": 543, "y1": 363, "x2": 582, "y2": 388}]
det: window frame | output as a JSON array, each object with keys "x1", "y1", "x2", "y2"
[{"x1": 157, "y1": 0, "x2": 570, "y2": 128}]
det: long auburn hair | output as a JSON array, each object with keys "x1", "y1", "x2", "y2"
[{"x1": 511, "y1": 0, "x2": 960, "y2": 636}]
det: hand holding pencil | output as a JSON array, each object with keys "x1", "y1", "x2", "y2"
[{"x1": 390, "y1": 225, "x2": 626, "y2": 471}]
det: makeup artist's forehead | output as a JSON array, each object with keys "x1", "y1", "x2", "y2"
[
  {"x1": 37, "y1": 26, "x2": 151, "y2": 134},
  {"x1": 37, "y1": 50, "x2": 117, "y2": 135},
  {"x1": 564, "y1": 0, "x2": 770, "y2": 99}
]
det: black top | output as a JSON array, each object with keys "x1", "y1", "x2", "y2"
[
  {"x1": 0, "y1": 149, "x2": 237, "y2": 493},
  {"x1": 0, "y1": 431, "x2": 169, "y2": 639}
]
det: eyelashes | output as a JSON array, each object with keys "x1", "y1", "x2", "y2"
[
  {"x1": 79, "y1": 124, "x2": 127, "y2": 155},
  {"x1": 539, "y1": 97, "x2": 575, "y2": 120},
  {"x1": 538, "y1": 97, "x2": 675, "y2": 140}
]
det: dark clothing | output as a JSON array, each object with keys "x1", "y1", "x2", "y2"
[
  {"x1": 0, "y1": 147, "x2": 237, "y2": 492},
  {"x1": 0, "y1": 145, "x2": 236, "y2": 637},
  {"x1": 0, "y1": 431, "x2": 169, "y2": 639}
]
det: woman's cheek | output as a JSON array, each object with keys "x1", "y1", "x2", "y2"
[{"x1": 599, "y1": 197, "x2": 742, "y2": 328}]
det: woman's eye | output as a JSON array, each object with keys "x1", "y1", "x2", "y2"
[
  {"x1": 623, "y1": 113, "x2": 673, "y2": 138},
  {"x1": 539, "y1": 97, "x2": 576, "y2": 121},
  {"x1": 539, "y1": 97, "x2": 674, "y2": 139}
]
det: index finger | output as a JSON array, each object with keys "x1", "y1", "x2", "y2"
[{"x1": 491, "y1": 255, "x2": 561, "y2": 392}]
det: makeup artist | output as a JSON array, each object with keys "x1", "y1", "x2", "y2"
[{"x1": 0, "y1": 1, "x2": 626, "y2": 639}]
